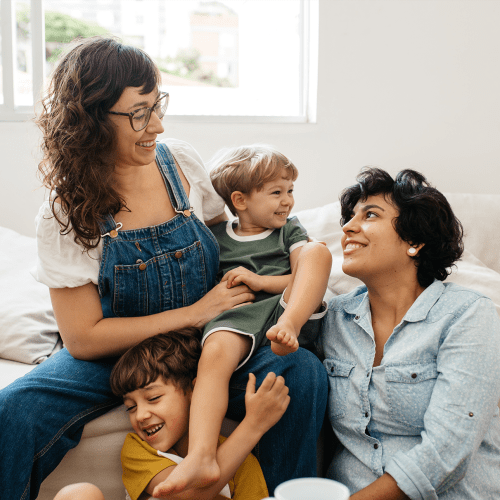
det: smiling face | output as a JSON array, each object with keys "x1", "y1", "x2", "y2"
[
  {"x1": 341, "y1": 194, "x2": 416, "y2": 285},
  {"x1": 123, "y1": 378, "x2": 192, "y2": 455},
  {"x1": 108, "y1": 86, "x2": 165, "y2": 170},
  {"x1": 237, "y1": 171, "x2": 295, "y2": 233}
]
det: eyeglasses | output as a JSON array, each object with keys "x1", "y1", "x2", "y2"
[{"x1": 108, "y1": 92, "x2": 169, "y2": 131}]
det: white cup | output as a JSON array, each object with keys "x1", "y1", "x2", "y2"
[{"x1": 263, "y1": 477, "x2": 350, "y2": 500}]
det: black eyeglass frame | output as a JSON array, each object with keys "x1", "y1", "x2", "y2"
[{"x1": 108, "y1": 92, "x2": 169, "y2": 131}]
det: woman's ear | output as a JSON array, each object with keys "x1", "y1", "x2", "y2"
[{"x1": 231, "y1": 191, "x2": 247, "y2": 212}]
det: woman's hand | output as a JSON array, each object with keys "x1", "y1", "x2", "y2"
[
  {"x1": 221, "y1": 266, "x2": 263, "y2": 291},
  {"x1": 190, "y1": 280, "x2": 255, "y2": 328}
]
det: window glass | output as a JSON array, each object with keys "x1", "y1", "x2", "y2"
[
  {"x1": 15, "y1": 0, "x2": 33, "y2": 106},
  {"x1": 43, "y1": 0, "x2": 303, "y2": 116}
]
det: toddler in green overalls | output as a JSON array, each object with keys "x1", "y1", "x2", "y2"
[{"x1": 157, "y1": 145, "x2": 332, "y2": 497}]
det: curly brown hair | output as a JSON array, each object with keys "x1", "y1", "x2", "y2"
[
  {"x1": 110, "y1": 328, "x2": 202, "y2": 397},
  {"x1": 36, "y1": 36, "x2": 161, "y2": 250}
]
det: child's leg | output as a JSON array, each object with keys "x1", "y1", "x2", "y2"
[
  {"x1": 157, "y1": 330, "x2": 252, "y2": 496},
  {"x1": 267, "y1": 242, "x2": 332, "y2": 355},
  {"x1": 53, "y1": 483, "x2": 105, "y2": 500}
]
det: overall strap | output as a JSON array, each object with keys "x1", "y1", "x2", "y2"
[
  {"x1": 98, "y1": 214, "x2": 122, "y2": 238},
  {"x1": 155, "y1": 142, "x2": 191, "y2": 213}
]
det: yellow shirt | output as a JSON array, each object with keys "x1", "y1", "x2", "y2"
[{"x1": 121, "y1": 433, "x2": 269, "y2": 500}]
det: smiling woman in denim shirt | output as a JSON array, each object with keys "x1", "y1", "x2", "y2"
[{"x1": 318, "y1": 168, "x2": 500, "y2": 499}]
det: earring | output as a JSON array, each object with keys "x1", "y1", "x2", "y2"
[{"x1": 408, "y1": 247, "x2": 417, "y2": 255}]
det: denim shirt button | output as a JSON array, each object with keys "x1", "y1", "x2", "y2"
[
  {"x1": 374, "y1": 443, "x2": 379, "y2": 449},
  {"x1": 365, "y1": 412, "x2": 369, "y2": 418},
  {"x1": 411, "y1": 373, "x2": 417, "y2": 379},
  {"x1": 355, "y1": 315, "x2": 360, "y2": 320},
  {"x1": 469, "y1": 412, "x2": 474, "y2": 417},
  {"x1": 174, "y1": 251, "x2": 183, "y2": 259},
  {"x1": 139, "y1": 263, "x2": 147, "y2": 271}
]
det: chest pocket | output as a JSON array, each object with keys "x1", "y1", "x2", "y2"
[
  {"x1": 385, "y1": 362, "x2": 438, "y2": 429},
  {"x1": 112, "y1": 240, "x2": 208, "y2": 317},
  {"x1": 324, "y1": 358, "x2": 355, "y2": 419}
]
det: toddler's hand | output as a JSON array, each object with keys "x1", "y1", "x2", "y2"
[
  {"x1": 244, "y1": 373, "x2": 290, "y2": 432},
  {"x1": 221, "y1": 266, "x2": 263, "y2": 291}
]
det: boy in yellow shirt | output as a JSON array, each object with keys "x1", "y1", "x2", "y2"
[{"x1": 109, "y1": 327, "x2": 289, "y2": 500}]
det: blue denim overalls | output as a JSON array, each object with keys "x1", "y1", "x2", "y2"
[
  {"x1": 0, "y1": 143, "x2": 327, "y2": 499},
  {"x1": 98, "y1": 142, "x2": 219, "y2": 318}
]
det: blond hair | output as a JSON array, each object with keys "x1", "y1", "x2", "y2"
[{"x1": 209, "y1": 145, "x2": 298, "y2": 216}]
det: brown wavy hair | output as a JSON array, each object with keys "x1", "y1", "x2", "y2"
[
  {"x1": 109, "y1": 328, "x2": 202, "y2": 397},
  {"x1": 36, "y1": 36, "x2": 161, "y2": 250}
]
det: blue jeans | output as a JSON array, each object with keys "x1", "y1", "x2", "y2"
[{"x1": 0, "y1": 346, "x2": 327, "y2": 499}]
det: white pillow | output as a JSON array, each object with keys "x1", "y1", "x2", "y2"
[
  {"x1": 293, "y1": 201, "x2": 362, "y2": 299},
  {"x1": 0, "y1": 226, "x2": 61, "y2": 364},
  {"x1": 445, "y1": 250, "x2": 500, "y2": 317},
  {"x1": 444, "y1": 193, "x2": 500, "y2": 275}
]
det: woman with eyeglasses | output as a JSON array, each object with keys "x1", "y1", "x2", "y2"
[{"x1": 0, "y1": 37, "x2": 327, "y2": 499}]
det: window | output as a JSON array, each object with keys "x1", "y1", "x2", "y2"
[{"x1": 0, "y1": 0, "x2": 318, "y2": 122}]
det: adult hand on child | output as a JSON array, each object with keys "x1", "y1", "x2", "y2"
[
  {"x1": 244, "y1": 372, "x2": 290, "y2": 431},
  {"x1": 221, "y1": 266, "x2": 264, "y2": 291},
  {"x1": 191, "y1": 280, "x2": 255, "y2": 327}
]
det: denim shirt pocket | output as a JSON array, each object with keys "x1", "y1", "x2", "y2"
[
  {"x1": 112, "y1": 240, "x2": 209, "y2": 317},
  {"x1": 324, "y1": 358, "x2": 356, "y2": 419},
  {"x1": 385, "y1": 362, "x2": 438, "y2": 429}
]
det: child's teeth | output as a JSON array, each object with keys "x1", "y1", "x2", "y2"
[{"x1": 145, "y1": 423, "x2": 164, "y2": 436}]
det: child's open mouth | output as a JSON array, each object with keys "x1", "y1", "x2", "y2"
[{"x1": 144, "y1": 423, "x2": 164, "y2": 436}]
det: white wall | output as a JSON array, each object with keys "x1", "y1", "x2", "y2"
[{"x1": 2, "y1": 0, "x2": 499, "y2": 238}]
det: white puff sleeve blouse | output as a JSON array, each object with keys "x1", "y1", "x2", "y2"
[{"x1": 32, "y1": 138, "x2": 225, "y2": 288}]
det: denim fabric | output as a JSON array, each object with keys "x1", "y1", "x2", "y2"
[
  {"x1": 227, "y1": 345, "x2": 328, "y2": 494},
  {"x1": 0, "y1": 349, "x2": 121, "y2": 500},
  {"x1": 318, "y1": 280, "x2": 500, "y2": 499},
  {"x1": 0, "y1": 143, "x2": 328, "y2": 499},
  {"x1": 98, "y1": 143, "x2": 220, "y2": 317}
]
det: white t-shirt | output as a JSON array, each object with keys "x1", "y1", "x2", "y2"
[{"x1": 32, "y1": 138, "x2": 225, "y2": 289}]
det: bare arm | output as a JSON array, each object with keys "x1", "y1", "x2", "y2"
[
  {"x1": 221, "y1": 267, "x2": 291, "y2": 295},
  {"x1": 220, "y1": 245, "x2": 305, "y2": 295},
  {"x1": 50, "y1": 281, "x2": 254, "y2": 360},
  {"x1": 149, "y1": 373, "x2": 290, "y2": 499},
  {"x1": 204, "y1": 211, "x2": 228, "y2": 227},
  {"x1": 350, "y1": 474, "x2": 409, "y2": 500}
]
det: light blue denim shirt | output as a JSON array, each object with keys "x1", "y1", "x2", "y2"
[{"x1": 318, "y1": 281, "x2": 500, "y2": 499}]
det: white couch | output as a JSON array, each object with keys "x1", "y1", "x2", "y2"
[{"x1": 1, "y1": 193, "x2": 499, "y2": 500}]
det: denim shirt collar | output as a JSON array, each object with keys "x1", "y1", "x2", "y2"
[{"x1": 343, "y1": 280, "x2": 445, "y2": 324}]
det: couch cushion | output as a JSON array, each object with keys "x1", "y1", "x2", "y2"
[
  {"x1": 0, "y1": 227, "x2": 61, "y2": 364},
  {"x1": 444, "y1": 193, "x2": 500, "y2": 275}
]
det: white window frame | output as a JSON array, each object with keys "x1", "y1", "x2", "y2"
[{"x1": 0, "y1": 0, "x2": 318, "y2": 123}]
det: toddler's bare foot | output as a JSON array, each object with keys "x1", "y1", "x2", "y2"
[
  {"x1": 266, "y1": 319, "x2": 299, "y2": 356},
  {"x1": 152, "y1": 453, "x2": 220, "y2": 497}
]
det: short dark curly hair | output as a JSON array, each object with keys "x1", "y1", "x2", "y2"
[
  {"x1": 110, "y1": 328, "x2": 202, "y2": 397},
  {"x1": 340, "y1": 167, "x2": 464, "y2": 288}
]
